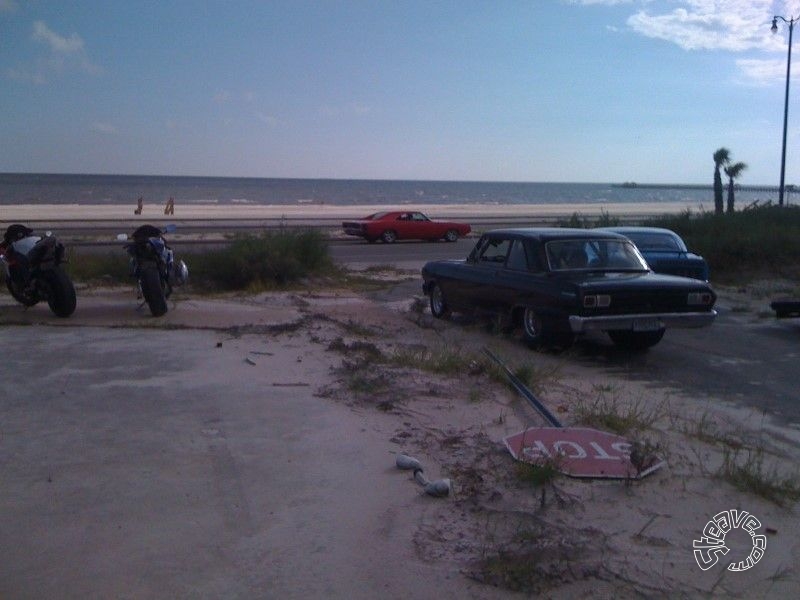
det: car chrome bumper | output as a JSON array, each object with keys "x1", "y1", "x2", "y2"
[{"x1": 568, "y1": 309, "x2": 717, "y2": 333}]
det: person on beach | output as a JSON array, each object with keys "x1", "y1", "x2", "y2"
[
  {"x1": 134, "y1": 196, "x2": 143, "y2": 215},
  {"x1": 164, "y1": 196, "x2": 174, "y2": 215}
]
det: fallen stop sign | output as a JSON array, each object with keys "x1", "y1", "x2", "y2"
[{"x1": 504, "y1": 427, "x2": 664, "y2": 479}]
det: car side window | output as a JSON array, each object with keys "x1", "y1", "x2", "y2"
[
  {"x1": 630, "y1": 233, "x2": 681, "y2": 252},
  {"x1": 506, "y1": 240, "x2": 529, "y2": 271},
  {"x1": 526, "y1": 241, "x2": 544, "y2": 272},
  {"x1": 468, "y1": 236, "x2": 488, "y2": 262},
  {"x1": 479, "y1": 238, "x2": 511, "y2": 264}
]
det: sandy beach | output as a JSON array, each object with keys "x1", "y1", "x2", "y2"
[{"x1": 1, "y1": 200, "x2": 711, "y2": 223}]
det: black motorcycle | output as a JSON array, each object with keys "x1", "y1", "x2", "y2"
[
  {"x1": 1, "y1": 224, "x2": 77, "y2": 318},
  {"x1": 122, "y1": 224, "x2": 188, "y2": 317}
]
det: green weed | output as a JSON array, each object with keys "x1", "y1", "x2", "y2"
[
  {"x1": 189, "y1": 229, "x2": 334, "y2": 290},
  {"x1": 574, "y1": 392, "x2": 662, "y2": 435},
  {"x1": 390, "y1": 345, "x2": 479, "y2": 375},
  {"x1": 65, "y1": 250, "x2": 129, "y2": 283},
  {"x1": 718, "y1": 448, "x2": 800, "y2": 507}
]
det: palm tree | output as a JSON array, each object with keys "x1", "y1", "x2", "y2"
[
  {"x1": 724, "y1": 161, "x2": 747, "y2": 213},
  {"x1": 713, "y1": 147, "x2": 730, "y2": 215}
]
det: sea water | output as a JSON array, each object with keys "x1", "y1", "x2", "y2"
[{"x1": 0, "y1": 172, "x2": 779, "y2": 208}]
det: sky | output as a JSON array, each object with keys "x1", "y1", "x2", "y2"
[{"x1": 3, "y1": 0, "x2": 800, "y2": 185}]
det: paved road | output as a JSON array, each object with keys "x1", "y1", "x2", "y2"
[
  {"x1": 328, "y1": 237, "x2": 473, "y2": 270},
  {"x1": 574, "y1": 308, "x2": 800, "y2": 426}
]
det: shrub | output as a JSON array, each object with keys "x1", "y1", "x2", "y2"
[
  {"x1": 646, "y1": 205, "x2": 800, "y2": 281},
  {"x1": 558, "y1": 209, "x2": 620, "y2": 228},
  {"x1": 189, "y1": 228, "x2": 333, "y2": 290},
  {"x1": 66, "y1": 250, "x2": 130, "y2": 283}
]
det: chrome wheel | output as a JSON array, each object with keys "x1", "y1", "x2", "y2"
[
  {"x1": 429, "y1": 283, "x2": 450, "y2": 318},
  {"x1": 522, "y1": 308, "x2": 546, "y2": 348}
]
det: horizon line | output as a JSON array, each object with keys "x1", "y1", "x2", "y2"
[{"x1": 0, "y1": 171, "x2": 788, "y2": 189}]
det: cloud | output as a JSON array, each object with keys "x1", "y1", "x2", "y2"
[
  {"x1": 626, "y1": 1, "x2": 782, "y2": 52},
  {"x1": 8, "y1": 21, "x2": 101, "y2": 83},
  {"x1": 32, "y1": 21, "x2": 85, "y2": 54},
  {"x1": 91, "y1": 122, "x2": 118, "y2": 134},
  {"x1": 735, "y1": 58, "x2": 786, "y2": 85}
]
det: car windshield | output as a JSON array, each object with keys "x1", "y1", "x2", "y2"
[
  {"x1": 367, "y1": 212, "x2": 388, "y2": 220},
  {"x1": 624, "y1": 232, "x2": 683, "y2": 252},
  {"x1": 546, "y1": 239, "x2": 648, "y2": 271}
]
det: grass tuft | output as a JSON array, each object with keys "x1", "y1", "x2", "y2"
[
  {"x1": 718, "y1": 448, "x2": 800, "y2": 507},
  {"x1": 390, "y1": 345, "x2": 480, "y2": 375},
  {"x1": 574, "y1": 391, "x2": 662, "y2": 435}
]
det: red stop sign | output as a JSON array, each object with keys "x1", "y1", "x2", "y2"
[{"x1": 504, "y1": 427, "x2": 664, "y2": 479}]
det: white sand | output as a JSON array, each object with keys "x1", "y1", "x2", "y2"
[{"x1": 2, "y1": 200, "x2": 710, "y2": 222}]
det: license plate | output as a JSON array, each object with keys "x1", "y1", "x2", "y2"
[{"x1": 633, "y1": 318, "x2": 663, "y2": 332}]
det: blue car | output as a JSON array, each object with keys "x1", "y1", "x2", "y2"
[{"x1": 597, "y1": 227, "x2": 709, "y2": 281}]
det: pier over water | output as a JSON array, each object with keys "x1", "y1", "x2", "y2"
[{"x1": 614, "y1": 182, "x2": 794, "y2": 193}]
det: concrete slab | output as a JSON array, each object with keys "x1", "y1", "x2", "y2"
[{"x1": 0, "y1": 325, "x2": 492, "y2": 599}]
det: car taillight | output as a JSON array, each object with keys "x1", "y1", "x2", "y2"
[
  {"x1": 688, "y1": 292, "x2": 713, "y2": 306},
  {"x1": 583, "y1": 294, "x2": 611, "y2": 308}
]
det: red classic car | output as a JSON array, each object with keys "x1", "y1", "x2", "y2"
[{"x1": 342, "y1": 211, "x2": 471, "y2": 243}]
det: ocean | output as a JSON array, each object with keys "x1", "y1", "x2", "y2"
[{"x1": 0, "y1": 172, "x2": 777, "y2": 208}]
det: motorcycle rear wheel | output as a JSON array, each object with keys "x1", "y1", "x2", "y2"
[
  {"x1": 140, "y1": 266, "x2": 168, "y2": 317},
  {"x1": 42, "y1": 267, "x2": 76, "y2": 317},
  {"x1": 5, "y1": 275, "x2": 39, "y2": 307}
]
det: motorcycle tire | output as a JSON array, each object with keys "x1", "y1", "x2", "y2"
[
  {"x1": 5, "y1": 275, "x2": 39, "y2": 307},
  {"x1": 140, "y1": 266, "x2": 168, "y2": 317},
  {"x1": 42, "y1": 267, "x2": 77, "y2": 317}
]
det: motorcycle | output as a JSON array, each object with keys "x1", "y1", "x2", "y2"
[
  {"x1": 120, "y1": 224, "x2": 188, "y2": 317},
  {"x1": 0, "y1": 224, "x2": 77, "y2": 318}
]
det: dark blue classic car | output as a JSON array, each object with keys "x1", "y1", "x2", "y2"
[
  {"x1": 597, "y1": 227, "x2": 709, "y2": 281},
  {"x1": 421, "y1": 228, "x2": 717, "y2": 350}
]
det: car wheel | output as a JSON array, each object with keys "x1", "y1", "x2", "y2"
[
  {"x1": 429, "y1": 283, "x2": 450, "y2": 318},
  {"x1": 444, "y1": 229, "x2": 458, "y2": 242},
  {"x1": 608, "y1": 329, "x2": 665, "y2": 351},
  {"x1": 381, "y1": 230, "x2": 397, "y2": 243},
  {"x1": 522, "y1": 308, "x2": 545, "y2": 348}
]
